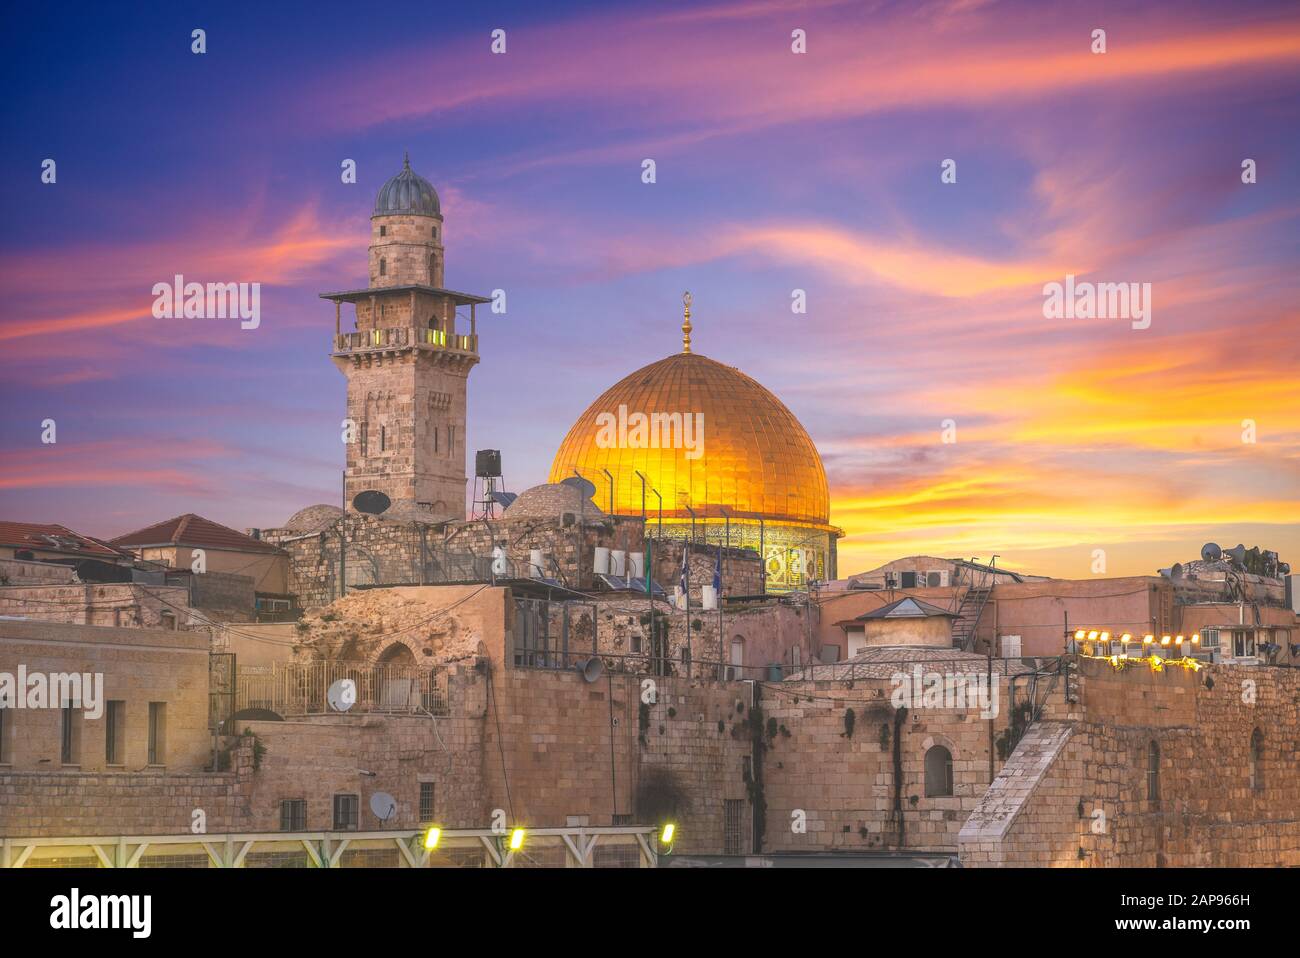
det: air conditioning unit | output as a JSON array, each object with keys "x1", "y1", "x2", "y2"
[{"x1": 925, "y1": 570, "x2": 950, "y2": 588}]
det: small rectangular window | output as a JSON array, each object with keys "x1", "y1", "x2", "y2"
[
  {"x1": 148, "y1": 702, "x2": 166, "y2": 765},
  {"x1": 419, "y1": 782, "x2": 435, "y2": 821},
  {"x1": 723, "y1": 799, "x2": 745, "y2": 855},
  {"x1": 61, "y1": 702, "x2": 81, "y2": 765},
  {"x1": 105, "y1": 700, "x2": 125, "y2": 765},
  {"x1": 281, "y1": 799, "x2": 307, "y2": 832},
  {"x1": 333, "y1": 794, "x2": 359, "y2": 830}
]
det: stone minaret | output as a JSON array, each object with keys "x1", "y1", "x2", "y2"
[{"x1": 323, "y1": 155, "x2": 487, "y2": 519}]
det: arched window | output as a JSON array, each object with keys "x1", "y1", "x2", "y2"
[
  {"x1": 726, "y1": 637, "x2": 744, "y2": 680},
  {"x1": 1147, "y1": 741, "x2": 1160, "y2": 803},
  {"x1": 379, "y1": 258, "x2": 386, "y2": 276},
  {"x1": 1249, "y1": 728, "x2": 1264, "y2": 791},
  {"x1": 924, "y1": 745, "x2": 953, "y2": 797}
]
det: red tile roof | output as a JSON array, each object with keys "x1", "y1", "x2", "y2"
[
  {"x1": 0, "y1": 521, "x2": 129, "y2": 559},
  {"x1": 110, "y1": 513, "x2": 284, "y2": 555}
]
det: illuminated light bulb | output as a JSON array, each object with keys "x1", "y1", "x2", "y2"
[
  {"x1": 1087, "y1": 631, "x2": 1100, "y2": 641},
  {"x1": 1074, "y1": 630, "x2": 1086, "y2": 641},
  {"x1": 1121, "y1": 634, "x2": 1132, "y2": 643},
  {"x1": 509, "y1": 828, "x2": 526, "y2": 851},
  {"x1": 1100, "y1": 632, "x2": 1111, "y2": 643},
  {"x1": 1191, "y1": 634, "x2": 1200, "y2": 644},
  {"x1": 423, "y1": 826, "x2": 441, "y2": 850},
  {"x1": 1143, "y1": 635, "x2": 1154, "y2": 644},
  {"x1": 661, "y1": 823, "x2": 676, "y2": 844},
  {"x1": 1175, "y1": 635, "x2": 1184, "y2": 646},
  {"x1": 1161, "y1": 635, "x2": 1172, "y2": 646}
]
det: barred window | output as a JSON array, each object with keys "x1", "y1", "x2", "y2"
[
  {"x1": 419, "y1": 782, "x2": 435, "y2": 821},
  {"x1": 723, "y1": 799, "x2": 745, "y2": 855},
  {"x1": 333, "y1": 794, "x2": 359, "y2": 831},
  {"x1": 280, "y1": 799, "x2": 307, "y2": 832}
]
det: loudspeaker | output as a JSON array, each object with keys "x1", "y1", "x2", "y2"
[{"x1": 576, "y1": 656, "x2": 605, "y2": 683}]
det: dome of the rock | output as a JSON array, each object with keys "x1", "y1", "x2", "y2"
[{"x1": 548, "y1": 313, "x2": 839, "y2": 590}]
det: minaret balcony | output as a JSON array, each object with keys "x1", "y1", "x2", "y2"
[{"x1": 333, "y1": 325, "x2": 478, "y2": 356}]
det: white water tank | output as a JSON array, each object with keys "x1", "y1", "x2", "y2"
[
  {"x1": 611, "y1": 550, "x2": 627, "y2": 576},
  {"x1": 593, "y1": 547, "x2": 611, "y2": 575},
  {"x1": 491, "y1": 546, "x2": 507, "y2": 575},
  {"x1": 529, "y1": 549, "x2": 544, "y2": 579},
  {"x1": 628, "y1": 552, "x2": 645, "y2": 580}
]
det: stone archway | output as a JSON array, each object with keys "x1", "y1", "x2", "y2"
[{"x1": 376, "y1": 640, "x2": 417, "y2": 709}]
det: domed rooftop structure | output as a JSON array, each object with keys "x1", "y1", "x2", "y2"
[
  {"x1": 281, "y1": 504, "x2": 344, "y2": 533},
  {"x1": 374, "y1": 152, "x2": 441, "y2": 217},
  {"x1": 505, "y1": 482, "x2": 606, "y2": 521},
  {"x1": 548, "y1": 295, "x2": 839, "y2": 590}
]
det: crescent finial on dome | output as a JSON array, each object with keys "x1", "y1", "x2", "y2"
[{"x1": 682, "y1": 291, "x2": 693, "y2": 354}]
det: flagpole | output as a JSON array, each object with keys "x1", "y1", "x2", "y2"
[
  {"x1": 683, "y1": 541, "x2": 691, "y2": 678},
  {"x1": 717, "y1": 543, "x2": 724, "y2": 681}
]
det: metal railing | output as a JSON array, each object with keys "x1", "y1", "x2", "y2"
[
  {"x1": 236, "y1": 662, "x2": 449, "y2": 716},
  {"x1": 0, "y1": 826, "x2": 658, "y2": 869},
  {"x1": 334, "y1": 326, "x2": 477, "y2": 355},
  {"x1": 512, "y1": 646, "x2": 1060, "y2": 683}
]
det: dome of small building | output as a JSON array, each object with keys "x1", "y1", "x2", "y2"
[
  {"x1": 504, "y1": 483, "x2": 606, "y2": 520},
  {"x1": 282, "y1": 504, "x2": 344, "y2": 532},
  {"x1": 374, "y1": 153, "x2": 441, "y2": 217}
]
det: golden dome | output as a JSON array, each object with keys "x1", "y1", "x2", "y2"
[{"x1": 548, "y1": 351, "x2": 831, "y2": 527}]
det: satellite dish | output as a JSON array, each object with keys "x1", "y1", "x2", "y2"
[
  {"x1": 327, "y1": 678, "x2": 357, "y2": 712},
  {"x1": 1279, "y1": 562, "x2": 1291, "y2": 576},
  {"x1": 1170, "y1": 562, "x2": 1184, "y2": 578},
  {"x1": 490, "y1": 490, "x2": 518, "y2": 509},
  {"x1": 575, "y1": 656, "x2": 604, "y2": 683},
  {"x1": 560, "y1": 475, "x2": 597, "y2": 500},
  {"x1": 352, "y1": 490, "x2": 392, "y2": 515},
  {"x1": 1201, "y1": 542, "x2": 1222, "y2": 562},
  {"x1": 1227, "y1": 544, "x2": 1247, "y2": 566},
  {"x1": 369, "y1": 791, "x2": 397, "y2": 823}
]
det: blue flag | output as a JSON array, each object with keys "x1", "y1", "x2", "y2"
[
  {"x1": 713, "y1": 545, "x2": 722, "y2": 594},
  {"x1": 679, "y1": 542, "x2": 689, "y2": 605}
]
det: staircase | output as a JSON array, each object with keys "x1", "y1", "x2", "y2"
[{"x1": 951, "y1": 584, "x2": 993, "y2": 652}]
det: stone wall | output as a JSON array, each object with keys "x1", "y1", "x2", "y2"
[
  {"x1": 959, "y1": 657, "x2": 1300, "y2": 866},
  {"x1": 757, "y1": 673, "x2": 1032, "y2": 854},
  {"x1": 651, "y1": 539, "x2": 764, "y2": 599},
  {"x1": 482, "y1": 665, "x2": 751, "y2": 855},
  {"x1": 0, "y1": 619, "x2": 213, "y2": 776},
  {"x1": 0, "y1": 558, "x2": 76, "y2": 587},
  {"x1": 189, "y1": 570, "x2": 256, "y2": 621},
  {"x1": 0, "y1": 744, "x2": 256, "y2": 838},
  {"x1": 0, "y1": 583, "x2": 194, "y2": 629}
]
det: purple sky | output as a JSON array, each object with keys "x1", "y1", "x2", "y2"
[{"x1": 2, "y1": 0, "x2": 1298, "y2": 579}]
